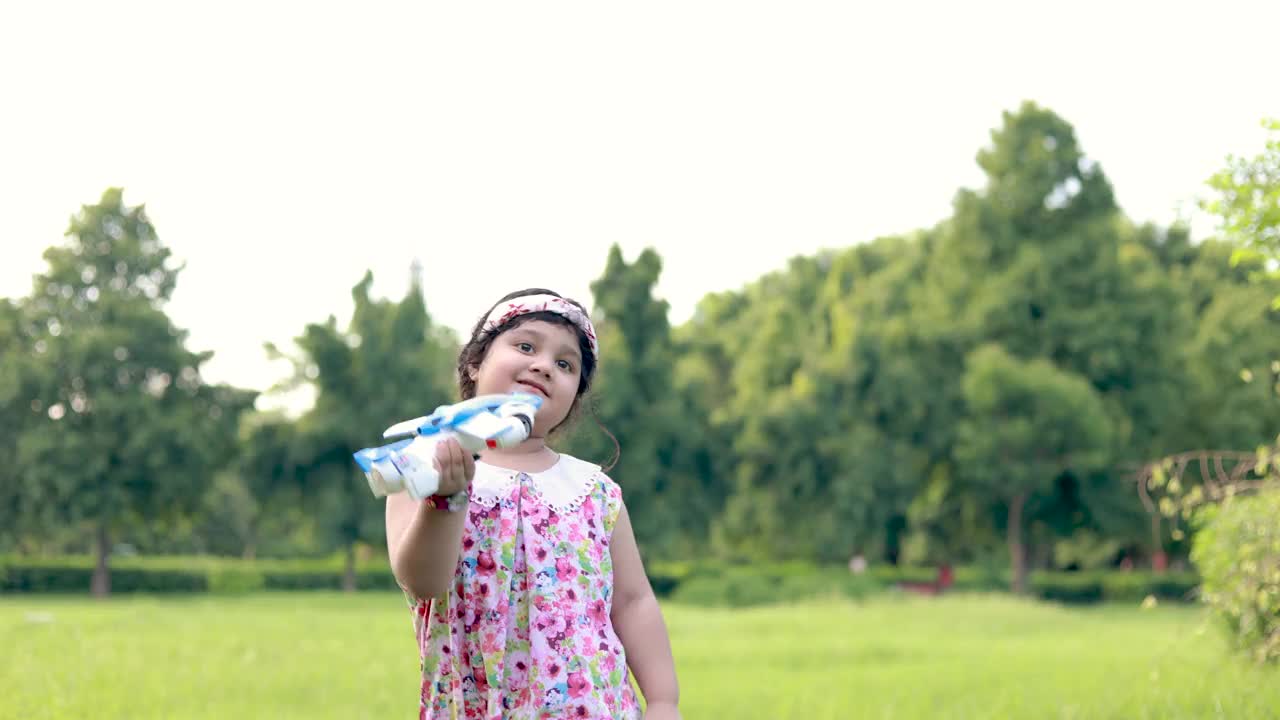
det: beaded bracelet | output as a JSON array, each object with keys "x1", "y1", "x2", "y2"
[{"x1": 426, "y1": 490, "x2": 469, "y2": 513}]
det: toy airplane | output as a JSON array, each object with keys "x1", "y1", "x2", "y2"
[{"x1": 352, "y1": 392, "x2": 543, "y2": 501}]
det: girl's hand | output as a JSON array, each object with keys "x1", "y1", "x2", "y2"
[
  {"x1": 643, "y1": 702, "x2": 681, "y2": 720},
  {"x1": 431, "y1": 437, "x2": 476, "y2": 497}
]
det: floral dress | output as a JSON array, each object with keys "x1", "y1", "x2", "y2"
[{"x1": 407, "y1": 453, "x2": 642, "y2": 720}]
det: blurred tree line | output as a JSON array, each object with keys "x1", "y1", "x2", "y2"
[{"x1": 3, "y1": 103, "x2": 1278, "y2": 597}]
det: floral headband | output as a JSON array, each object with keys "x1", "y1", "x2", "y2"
[{"x1": 481, "y1": 294, "x2": 599, "y2": 361}]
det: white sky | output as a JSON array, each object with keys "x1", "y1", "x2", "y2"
[{"x1": 2, "y1": 1, "x2": 1277, "y2": 415}]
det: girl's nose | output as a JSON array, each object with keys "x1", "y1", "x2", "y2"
[{"x1": 528, "y1": 357, "x2": 552, "y2": 377}]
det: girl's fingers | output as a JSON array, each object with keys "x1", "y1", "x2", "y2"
[
  {"x1": 429, "y1": 438, "x2": 475, "y2": 496},
  {"x1": 462, "y1": 447, "x2": 476, "y2": 482},
  {"x1": 434, "y1": 439, "x2": 455, "y2": 494}
]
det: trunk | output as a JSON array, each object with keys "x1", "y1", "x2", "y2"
[
  {"x1": 92, "y1": 524, "x2": 111, "y2": 598},
  {"x1": 1150, "y1": 515, "x2": 1167, "y2": 573},
  {"x1": 343, "y1": 542, "x2": 357, "y2": 592},
  {"x1": 240, "y1": 516, "x2": 258, "y2": 561},
  {"x1": 1008, "y1": 493, "x2": 1028, "y2": 595}
]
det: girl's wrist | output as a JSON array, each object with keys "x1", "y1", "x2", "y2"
[{"x1": 425, "y1": 488, "x2": 469, "y2": 513}]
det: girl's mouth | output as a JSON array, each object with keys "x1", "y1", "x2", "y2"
[{"x1": 516, "y1": 380, "x2": 549, "y2": 397}]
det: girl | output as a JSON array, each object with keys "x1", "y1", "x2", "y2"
[{"x1": 385, "y1": 288, "x2": 681, "y2": 720}]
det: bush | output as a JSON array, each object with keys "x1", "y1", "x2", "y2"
[
  {"x1": 668, "y1": 564, "x2": 880, "y2": 607},
  {"x1": 1031, "y1": 572, "x2": 1104, "y2": 604},
  {"x1": 1028, "y1": 570, "x2": 1199, "y2": 605},
  {"x1": 0, "y1": 554, "x2": 1204, "y2": 608},
  {"x1": 1102, "y1": 571, "x2": 1199, "y2": 603},
  {"x1": 207, "y1": 567, "x2": 264, "y2": 594},
  {"x1": 0, "y1": 555, "x2": 399, "y2": 595},
  {"x1": 1191, "y1": 489, "x2": 1280, "y2": 664}
]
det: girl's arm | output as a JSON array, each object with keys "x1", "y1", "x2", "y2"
[
  {"x1": 610, "y1": 502, "x2": 680, "y2": 719},
  {"x1": 384, "y1": 438, "x2": 474, "y2": 600}
]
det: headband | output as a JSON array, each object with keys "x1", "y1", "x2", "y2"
[{"x1": 480, "y1": 294, "x2": 599, "y2": 361}]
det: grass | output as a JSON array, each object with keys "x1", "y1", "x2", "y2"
[{"x1": 2, "y1": 591, "x2": 1277, "y2": 719}]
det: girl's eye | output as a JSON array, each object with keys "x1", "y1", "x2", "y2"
[
  {"x1": 557, "y1": 360, "x2": 574, "y2": 372},
  {"x1": 517, "y1": 342, "x2": 534, "y2": 353}
]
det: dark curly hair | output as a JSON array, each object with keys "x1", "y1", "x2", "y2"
[{"x1": 457, "y1": 288, "x2": 618, "y2": 469}]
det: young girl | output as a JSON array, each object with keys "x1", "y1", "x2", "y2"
[{"x1": 384, "y1": 288, "x2": 681, "y2": 720}]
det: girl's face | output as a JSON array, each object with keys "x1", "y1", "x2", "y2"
[{"x1": 471, "y1": 319, "x2": 583, "y2": 437}]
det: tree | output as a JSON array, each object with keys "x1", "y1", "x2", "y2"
[
  {"x1": 955, "y1": 345, "x2": 1112, "y2": 593},
  {"x1": 202, "y1": 411, "x2": 305, "y2": 559},
  {"x1": 1127, "y1": 117, "x2": 1280, "y2": 598},
  {"x1": 909, "y1": 102, "x2": 1190, "y2": 571},
  {"x1": 564, "y1": 245, "x2": 692, "y2": 558},
  {"x1": 274, "y1": 265, "x2": 457, "y2": 589},
  {"x1": 1203, "y1": 118, "x2": 1280, "y2": 302},
  {"x1": 11, "y1": 188, "x2": 255, "y2": 595},
  {"x1": 0, "y1": 298, "x2": 44, "y2": 552}
]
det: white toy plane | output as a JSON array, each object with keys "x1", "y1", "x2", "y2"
[{"x1": 352, "y1": 393, "x2": 543, "y2": 501}]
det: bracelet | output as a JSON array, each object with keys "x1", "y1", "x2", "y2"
[{"x1": 426, "y1": 490, "x2": 469, "y2": 513}]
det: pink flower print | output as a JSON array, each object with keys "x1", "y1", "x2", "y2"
[
  {"x1": 567, "y1": 671, "x2": 591, "y2": 699},
  {"x1": 548, "y1": 613, "x2": 568, "y2": 636},
  {"x1": 588, "y1": 599, "x2": 608, "y2": 627},
  {"x1": 476, "y1": 551, "x2": 497, "y2": 576},
  {"x1": 544, "y1": 659, "x2": 564, "y2": 681},
  {"x1": 571, "y1": 705, "x2": 590, "y2": 718},
  {"x1": 482, "y1": 631, "x2": 502, "y2": 653},
  {"x1": 603, "y1": 654, "x2": 617, "y2": 673},
  {"x1": 532, "y1": 544, "x2": 550, "y2": 564},
  {"x1": 555, "y1": 557, "x2": 577, "y2": 582}
]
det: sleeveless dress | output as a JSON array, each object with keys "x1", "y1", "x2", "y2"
[{"x1": 407, "y1": 453, "x2": 643, "y2": 720}]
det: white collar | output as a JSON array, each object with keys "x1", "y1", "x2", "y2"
[{"x1": 471, "y1": 454, "x2": 602, "y2": 514}]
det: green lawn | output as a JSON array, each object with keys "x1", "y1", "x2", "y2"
[{"x1": 2, "y1": 591, "x2": 1276, "y2": 719}]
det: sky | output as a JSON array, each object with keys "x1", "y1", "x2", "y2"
[{"x1": 2, "y1": 1, "x2": 1277, "y2": 415}]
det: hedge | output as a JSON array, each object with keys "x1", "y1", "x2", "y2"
[
  {"x1": 0, "y1": 555, "x2": 400, "y2": 595},
  {"x1": 0, "y1": 555, "x2": 1200, "y2": 606}
]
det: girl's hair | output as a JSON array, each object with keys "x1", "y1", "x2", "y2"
[{"x1": 457, "y1": 288, "x2": 619, "y2": 470}]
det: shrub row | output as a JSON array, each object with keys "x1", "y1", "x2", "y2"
[
  {"x1": 1, "y1": 555, "x2": 1199, "y2": 606},
  {"x1": 0, "y1": 555, "x2": 400, "y2": 594},
  {"x1": 646, "y1": 561, "x2": 1199, "y2": 607}
]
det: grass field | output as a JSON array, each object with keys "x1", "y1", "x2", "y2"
[{"x1": 2, "y1": 591, "x2": 1277, "y2": 719}]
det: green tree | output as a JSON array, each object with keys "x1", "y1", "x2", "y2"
[
  {"x1": 911, "y1": 102, "x2": 1190, "y2": 570},
  {"x1": 564, "y1": 245, "x2": 692, "y2": 558},
  {"x1": 1203, "y1": 118, "x2": 1280, "y2": 300},
  {"x1": 11, "y1": 188, "x2": 255, "y2": 595},
  {"x1": 955, "y1": 344, "x2": 1112, "y2": 593},
  {"x1": 274, "y1": 266, "x2": 457, "y2": 589},
  {"x1": 196, "y1": 411, "x2": 305, "y2": 559},
  {"x1": 0, "y1": 298, "x2": 43, "y2": 552}
]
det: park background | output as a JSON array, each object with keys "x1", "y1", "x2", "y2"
[{"x1": 2, "y1": 2, "x2": 1279, "y2": 718}]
